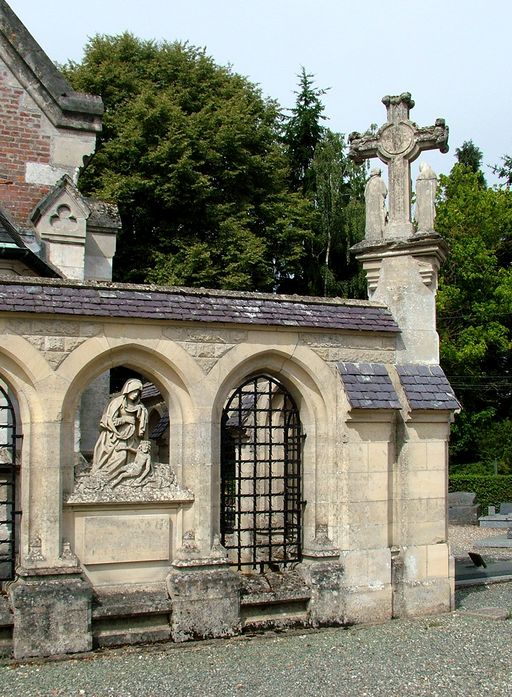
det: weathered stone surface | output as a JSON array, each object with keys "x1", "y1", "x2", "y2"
[
  {"x1": 415, "y1": 162, "x2": 438, "y2": 232},
  {"x1": 167, "y1": 566, "x2": 241, "y2": 642},
  {"x1": 364, "y1": 168, "x2": 387, "y2": 241},
  {"x1": 350, "y1": 93, "x2": 448, "y2": 239},
  {"x1": 9, "y1": 569, "x2": 92, "y2": 659},
  {"x1": 92, "y1": 584, "x2": 171, "y2": 647},
  {"x1": 298, "y1": 560, "x2": 345, "y2": 627}
]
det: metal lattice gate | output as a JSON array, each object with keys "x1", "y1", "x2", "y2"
[
  {"x1": 0, "y1": 385, "x2": 20, "y2": 581},
  {"x1": 220, "y1": 375, "x2": 303, "y2": 571}
]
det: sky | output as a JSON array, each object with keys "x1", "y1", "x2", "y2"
[{"x1": 7, "y1": 0, "x2": 512, "y2": 185}]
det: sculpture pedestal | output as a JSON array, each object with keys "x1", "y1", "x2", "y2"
[
  {"x1": 167, "y1": 557, "x2": 241, "y2": 642},
  {"x1": 9, "y1": 567, "x2": 92, "y2": 659}
]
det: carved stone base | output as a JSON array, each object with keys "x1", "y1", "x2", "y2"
[
  {"x1": 298, "y1": 559, "x2": 345, "y2": 627},
  {"x1": 391, "y1": 546, "x2": 453, "y2": 618},
  {"x1": 392, "y1": 579, "x2": 452, "y2": 618},
  {"x1": 167, "y1": 561, "x2": 241, "y2": 642},
  {"x1": 9, "y1": 567, "x2": 92, "y2": 659}
]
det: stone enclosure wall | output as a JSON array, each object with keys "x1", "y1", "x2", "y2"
[{"x1": 0, "y1": 280, "x2": 456, "y2": 658}]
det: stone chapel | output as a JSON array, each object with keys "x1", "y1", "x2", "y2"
[{"x1": 0, "y1": 1, "x2": 460, "y2": 659}]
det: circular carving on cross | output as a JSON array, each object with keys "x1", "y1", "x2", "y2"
[{"x1": 379, "y1": 122, "x2": 415, "y2": 158}]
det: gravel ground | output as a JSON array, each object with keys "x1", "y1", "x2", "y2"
[
  {"x1": 0, "y1": 526, "x2": 510, "y2": 697},
  {"x1": 449, "y1": 523, "x2": 512, "y2": 560}
]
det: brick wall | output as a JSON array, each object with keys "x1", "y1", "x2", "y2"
[{"x1": 0, "y1": 66, "x2": 52, "y2": 227}]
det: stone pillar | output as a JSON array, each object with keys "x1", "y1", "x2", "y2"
[
  {"x1": 415, "y1": 163, "x2": 438, "y2": 233},
  {"x1": 9, "y1": 566, "x2": 92, "y2": 659},
  {"x1": 298, "y1": 525, "x2": 345, "y2": 626},
  {"x1": 354, "y1": 234, "x2": 447, "y2": 364},
  {"x1": 337, "y1": 411, "x2": 395, "y2": 624},
  {"x1": 166, "y1": 534, "x2": 241, "y2": 642},
  {"x1": 390, "y1": 414, "x2": 453, "y2": 617}
]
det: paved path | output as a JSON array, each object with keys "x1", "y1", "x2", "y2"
[{"x1": 1, "y1": 581, "x2": 511, "y2": 697}]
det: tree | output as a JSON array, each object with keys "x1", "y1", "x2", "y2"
[
  {"x1": 436, "y1": 163, "x2": 512, "y2": 469},
  {"x1": 283, "y1": 68, "x2": 327, "y2": 195},
  {"x1": 455, "y1": 140, "x2": 483, "y2": 173},
  {"x1": 492, "y1": 154, "x2": 512, "y2": 187},
  {"x1": 64, "y1": 34, "x2": 313, "y2": 290},
  {"x1": 310, "y1": 131, "x2": 366, "y2": 297},
  {"x1": 281, "y1": 70, "x2": 366, "y2": 297},
  {"x1": 455, "y1": 140, "x2": 486, "y2": 187}
]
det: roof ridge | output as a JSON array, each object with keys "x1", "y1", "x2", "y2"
[{"x1": 0, "y1": 275, "x2": 389, "y2": 308}]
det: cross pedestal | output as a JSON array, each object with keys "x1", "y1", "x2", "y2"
[{"x1": 349, "y1": 93, "x2": 448, "y2": 239}]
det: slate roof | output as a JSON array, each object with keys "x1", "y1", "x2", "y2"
[
  {"x1": 0, "y1": 209, "x2": 61, "y2": 277},
  {"x1": 338, "y1": 362, "x2": 401, "y2": 409},
  {"x1": 396, "y1": 364, "x2": 460, "y2": 410},
  {"x1": 0, "y1": 279, "x2": 399, "y2": 333}
]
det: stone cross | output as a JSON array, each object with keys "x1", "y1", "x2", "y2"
[{"x1": 349, "y1": 93, "x2": 449, "y2": 239}]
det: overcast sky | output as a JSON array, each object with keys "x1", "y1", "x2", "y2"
[{"x1": 8, "y1": 0, "x2": 512, "y2": 185}]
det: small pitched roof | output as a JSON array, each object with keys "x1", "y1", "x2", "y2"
[
  {"x1": 0, "y1": 277, "x2": 400, "y2": 332},
  {"x1": 0, "y1": 208, "x2": 60, "y2": 277},
  {"x1": 30, "y1": 175, "x2": 91, "y2": 225},
  {"x1": 396, "y1": 364, "x2": 460, "y2": 410},
  {"x1": 338, "y1": 362, "x2": 402, "y2": 409},
  {"x1": 0, "y1": 1, "x2": 103, "y2": 131}
]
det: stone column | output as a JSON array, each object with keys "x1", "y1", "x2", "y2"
[
  {"x1": 390, "y1": 414, "x2": 453, "y2": 617},
  {"x1": 166, "y1": 534, "x2": 241, "y2": 642},
  {"x1": 298, "y1": 525, "x2": 345, "y2": 626},
  {"x1": 9, "y1": 392, "x2": 92, "y2": 659},
  {"x1": 354, "y1": 234, "x2": 447, "y2": 365}
]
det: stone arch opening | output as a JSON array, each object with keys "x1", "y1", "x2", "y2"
[
  {"x1": 0, "y1": 380, "x2": 21, "y2": 581},
  {"x1": 220, "y1": 374, "x2": 303, "y2": 571}
]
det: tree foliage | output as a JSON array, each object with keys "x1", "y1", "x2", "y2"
[
  {"x1": 436, "y1": 162, "x2": 512, "y2": 468},
  {"x1": 493, "y1": 154, "x2": 512, "y2": 187},
  {"x1": 282, "y1": 68, "x2": 326, "y2": 195},
  {"x1": 64, "y1": 34, "x2": 313, "y2": 290},
  {"x1": 309, "y1": 131, "x2": 366, "y2": 297},
  {"x1": 281, "y1": 71, "x2": 366, "y2": 296}
]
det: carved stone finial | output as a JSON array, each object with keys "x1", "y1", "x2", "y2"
[
  {"x1": 302, "y1": 524, "x2": 340, "y2": 559},
  {"x1": 175, "y1": 529, "x2": 200, "y2": 561},
  {"x1": 60, "y1": 539, "x2": 79, "y2": 566}
]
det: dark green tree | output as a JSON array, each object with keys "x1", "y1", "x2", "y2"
[
  {"x1": 455, "y1": 140, "x2": 483, "y2": 173},
  {"x1": 64, "y1": 34, "x2": 313, "y2": 290},
  {"x1": 436, "y1": 162, "x2": 512, "y2": 469},
  {"x1": 283, "y1": 68, "x2": 327, "y2": 195},
  {"x1": 281, "y1": 70, "x2": 366, "y2": 296}
]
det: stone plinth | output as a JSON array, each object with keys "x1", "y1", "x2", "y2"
[
  {"x1": 391, "y1": 544, "x2": 453, "y2": 618},
  {"x1": 478, "y1": 515, "x2": 512, "y2": 529},
  {"x1": 298, "y1": 528, "x2": 345, "y2": 626},
  {"x1": 9, "y1": 567, "x2": 92, "y2": 659},
  {"x1": 167, "y1": 556, "x2": 241, "y2": 642}
]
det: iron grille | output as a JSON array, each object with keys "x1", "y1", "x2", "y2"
[
  {"x1": 221, "y1": 375, "x2": 303, "y2": 571},
  {"x1": 0, "y1": 385, "x2": 19, "y2": 581}
]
